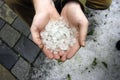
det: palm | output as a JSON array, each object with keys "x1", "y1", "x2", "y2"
[
  {"x1": 60, "y1": 2, "x2": 88, "y2": 61},
  {"x1": 67, "y1": 37, "x2": 80, "y2": 58},
  {"x1": 31, "y1": 7, "x2": 61, "y2": 59}
]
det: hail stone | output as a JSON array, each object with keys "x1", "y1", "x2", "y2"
[{"x1": 40, "y1": 17, "x2": 78, "y2": 54}]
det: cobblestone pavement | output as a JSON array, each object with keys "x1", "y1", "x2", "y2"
[{"x1": 0, "y1": 0, "x2": 42, "y2": 80}]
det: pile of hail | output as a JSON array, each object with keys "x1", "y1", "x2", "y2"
[{"x1": 40, "y1": 17, "x2": 78, "y2": 54}]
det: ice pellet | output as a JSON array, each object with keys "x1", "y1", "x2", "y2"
[{"x1": 40, "y1": 17, "x2": 78, "y2": 54}]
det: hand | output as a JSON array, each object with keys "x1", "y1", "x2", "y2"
[
  {"x1": 30, "y1": 0, "x2": 61, "y2": 59},
  {"x1": 60, "y1": 2, "x2": 89, "y2": 61}
]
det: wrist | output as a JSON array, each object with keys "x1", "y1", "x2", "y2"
[
  {"x1": 33, "y1": 0, "x2": 53, "y2": 14},
  {"x1": 62, "y1": 0, "x2": 84, "y2": 12}
]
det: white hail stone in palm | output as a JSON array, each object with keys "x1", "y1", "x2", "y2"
[{"x1": 40, "y1": 17, "x2": 78, "y2": 54}]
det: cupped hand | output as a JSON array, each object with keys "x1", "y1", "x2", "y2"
[
  {"x1": 30, "y1": 0, "x2": 60, "y2": 59},
  {"x1": 60, "y1": 2, "x2": 89, "y2": 61}
]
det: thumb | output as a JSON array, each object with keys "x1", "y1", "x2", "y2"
[
  {"x1": 78, "y1": 20, "x2": 89, "y2": 47},
  {"x1": 30, "y1": 27, "x2": 43, "y2": 49},
  {"x1": 30, "y1": 14, "x2": 49, "y2": 49}
]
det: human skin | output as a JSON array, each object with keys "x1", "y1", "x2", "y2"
[
  {"x1": 31, "y1": 0, "x2": 60, "y2": 59},
  {"x1": 31, "y1": 0, "x2": 89, "y2": 61},
  {"x1": 60, "y1": 2, "x2": 89, "y2": 61}
]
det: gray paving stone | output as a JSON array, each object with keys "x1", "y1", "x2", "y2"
[
  {"x1": 0, "y1": 4, "x2": 17, "y2": 24},
  {"x1": 34, "y1": 52, "x2": 46, "y2": 67},
  {"x1": 0, "y1": 40, "x2": 18, "y2": 70},
  {"x1": 11, "y1": 58, "x2": 30, "y2": 80},
  {"x1": 14, "y1": 36, "x2": 40, "y2": 63},
  {"x1": 0, "y1": 64, "x2": 16, "y2": 80},
  {"x1": 0, "y1": 24, "x2": 21, "y2": 47},
  {"x1": 12, "y1": 17, "x2": 30, "y2": 36},
  {"x1": 0, "y1": 0, "x2": 4, "y2": 7},
  {"x1": 0, "y1": 18, "x2": 5, "y2": 29},
  {"x1": 29, "y1": 33, "x2": 32, "y2": 40}
]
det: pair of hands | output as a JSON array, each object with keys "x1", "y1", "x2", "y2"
[{"x1": 31, "y1": 0, "x2": 89, "y2": 61}]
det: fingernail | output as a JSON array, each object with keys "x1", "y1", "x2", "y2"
[
  {"x1": 61, "y1": 59, "x2": 66, "y2": 62},
  {"x1": 67, "y1": 55, "x2": 71, "y2": 59},
  {"x1": 81, "y1": 41, "x2": 85, "y2": 47},
  {"x1": 61, "y1": 57, "x2": 67, "y2": 62},
  {"x1": 49, "y1": 55, "x2": 53, "y2": 59},
  {"x1": 39, "y1": 44, "x2": 43, "y2": 49},
  {"x1": 55, "y1": 56, "x2": 60, "y2": 60}
]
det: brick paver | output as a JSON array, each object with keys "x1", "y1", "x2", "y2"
[
  {"x1": 0, "y1": 1, "x2": 42, "y2": 79},
  {"x1": 0, "y1": 24, "x2": 21, "y2": 47},
  {"x1": 14, "y1": 36, "x2": 40, "y2": 63},
  {"x1": 0, "y1": 64, "x2": 16, "y2": 80},
  {"x1": 0, "y1": 18, "x2": 5, "y2": 29},
  {"x1": 34, "y1": 52, "x2": 46, "y2": 67},
  {"x1": 0, "y1": 0, "x2": 4, "y2": 7},
  {"x1": 29, "y1": 33, "x2": 33, "y2": 40},
  {"x1": 0, "y1": 40, "x2": 18, "y2": 70},
  {"x1": 0, "y1": 4, "x2": 17, "y2": 24},
  {"x1": 12, "y1": 17, "x2": 30, "y2": 36},
  {"x1": 11, "y1": 58, "x2": 30, "y2": 80}
]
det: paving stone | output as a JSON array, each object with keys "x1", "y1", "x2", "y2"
[
  {"x1": 0, "y1": 24, "x2": 21, "y2": 47},
  {"x1": 0, "y1": 40, "x2": 18, "y2": 70},
  {"x1": 0, "y1": 64, "x2": 16, "y2": 80},
  {"x1": 0, "y1": 18, "x2": 5, "y2": 29},
  {"x1": 14, "y1": 36, "x2": 40, "y2": 63},
  {"x1": 0, "y1": 4, "x2": 17, "y2": 24},
  {"x1": 12, "y1": 17, "x2": 30, "y2": 36},
  {"x1": 11, "y1": 58, "x2": 30, "y2": 80},
  {"x1": 29, "y1": 33, "x2": 32, "y2": 40},
  {"x1": 0, "y1": 0, "x2": 4, "y2": 7},
  {"x1": 0, "y1": 39, "x2": 2, "y2": 44},
  {"x1": 34, "y1": 52, "x2": 46, "y2": 67}
]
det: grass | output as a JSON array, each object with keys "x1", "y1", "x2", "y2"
[
  {"x1": 67, "y1": 74, "x2": 71, "y2": 80},
  {"x1": 87, "y1": 29, "x2": 95, "y2": 36},
  {"x1": 92, "y1": 58, "x2": 97, "y2": 66},
  {"x1": 101, "y1": 61, "x2": 108, "y2": 69}
]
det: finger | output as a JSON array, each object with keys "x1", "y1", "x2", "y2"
[
  {"x1": 43, "y1": 47, "x2": 53, "y2": 59},
  {"x1": 61, "y1": 51, "x2": 68, "y2": 62},
  {"x1": 31, "y1": 27, "x2": 43, "y2": 49},
  {"x1": 59, "y1": 51, "x2": 64, "y2": 56},
  {"x1": 30, "y1": 13, "x2": 49, "y2": 49},
  {"x1": 79, "y1": 19, "x2": 89, "y2": 47},
  {"x1": 67, "y1": 42, "x2": 80, "y2": 59},
  {"x1": 53, "y1": 54, "x2": 60, "y2": 60}
]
